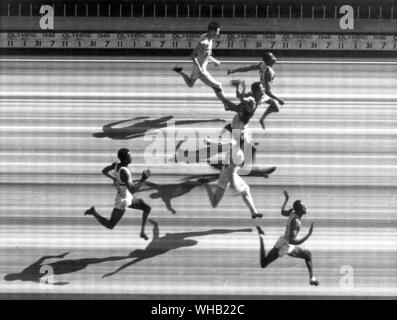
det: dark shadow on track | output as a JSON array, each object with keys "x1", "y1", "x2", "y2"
[
  {"x1": 141, "y1": 177, "x2": 218, "y2": 214},
  {"x1": 103, "y1": 220, "x2": 252, "y2": 278},
  {"x1": 139, "y1": 139, "x2": 273, "y2": 214},
  {"x1": 4, "y1": 252, "x2": 133, "y2": 285},
  {"x1": 131, "y1": 138, "x2": 223, "y2": 214},
  {"x1": 93, "y1": 116, "x2": 226, "y2": 140}
]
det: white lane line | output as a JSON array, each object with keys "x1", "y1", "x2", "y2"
[
  {"x1": 1, "y1": 99, "x2": 396, "y2": 106},
  {"x1": 0, "y1": 114, "x2": 396, "y2": 121},
  {"x1": 2, "y1": 92, "x2": 397, "y2": 99},
  {"x1": 1, "y1": 152, "x2": 397, "y2": 161},
  {"x1": 1, "y1": 58, "x2": 397, "y2": 65},
  {"x1": 1, "y1": 125, "x2": 397, "y2": 134},
  {"x1": 2, "y1": 161, "x2": 397, "y2": 167},
  {"x1": 1, "y1": 153, "x2": 396, "y2": 160},
  {"x1": 1, "y1": 283, "x2": 396, "y2": 297},
  {"x1": 0, "y1": 234, "x2": 396, "y2": 251},
  {"x1": 0, "y1": 115, "x2": 397, "y2": 120}
]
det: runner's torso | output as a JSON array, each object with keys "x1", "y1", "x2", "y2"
[
  {"x1": 259, "y1": 62, "x2": 275, "y2": 86},
  {"x1": 195, "y1": 33, "x2": 212, "y2": 67},
  {"x1": 221, "y1": 162, "x2": 239, "y2": 178},
  {"x1": 232, "y1": 96, "x2": 256, "y2": 131},
  {"x1": 113, "y1": 163, "x2": 131, "y2": 198},
  {"x1": 284, "y1": 212, "x2": 301, "y2": 243}
]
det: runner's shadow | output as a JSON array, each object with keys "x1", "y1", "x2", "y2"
[
  {"x1": 103, "y1": 220, "x2": 252, "y2": 278},
  {"x1": 135, "y1": 138, "x2": 221, "y2": 214},
  {"x1": 144, "y1": 137, "x2": 265, "y2": 214},
  {"x1": 93, "y1": 116, "x2": 225, "y2": 140},
  {"x1": 4, "y1": 252, "x2": 133, "y2": 285},
  {"x1": 174, "y1": 137, "x2": 258, "y2": 166},
  {"x1": 139, "y1": 177, "x2": 218, "y2": 214}
]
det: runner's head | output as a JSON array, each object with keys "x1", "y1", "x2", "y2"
[
  {"x1": 117, "y1": 148, "x2": 132, "y2": 164},
  {"x1": 207, "y1": 21, "x2": 220, "y2": 38},
  {"x1": 251, "y1": 82, "x2": 265, "y2": 101},
  {"x1": 262, "y1": 52, "x2": 277, "y2": 66},
  {"x1": 293, "y1": 200, "x2": 307, "y2": 216}
]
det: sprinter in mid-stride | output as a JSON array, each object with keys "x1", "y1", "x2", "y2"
[
  {"x1": 227, "y1": 52, "x2": 284, "y2": 129},
  {"x1": 256, "y1": 190, "x2": 319, "y2": 286},
  {"x1": 85, "y1": 148, "x2": 152, "y2": 240},
  {"x1": 204, "y1": 144, "x2": 276, "y2": 220},
  {"x1": 217, "y1": 81, "x2": 269, "y2": 150},
  {"x1": 173, "y1": 21, "x2": 223, "y2": 97}
]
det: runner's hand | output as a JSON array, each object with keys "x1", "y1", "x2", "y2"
[
  {"x1": 308, "y1": 222, "x2": 314, "y2": 235},
  {"x1": 230, "y1": 79, "x2": 241, "y2": 87},
  {"x1": 141, "y1": 169, "x2": 151, "y2": 182},
  {"x1": 259, "y1": 118, "x2": 265, "y2": 130}
]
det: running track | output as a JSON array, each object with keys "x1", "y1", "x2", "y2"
[{"x1": 0, "y1": 57, "x2": 396, "y2": 299}]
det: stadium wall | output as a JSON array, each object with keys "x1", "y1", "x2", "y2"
[
  {"x1": 1, "y1": 17, "x2": 397, "y2": 33},
  {"x1": 1, "y1": 4, "x2": 396, "y2": 56}
]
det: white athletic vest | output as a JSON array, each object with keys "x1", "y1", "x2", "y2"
[
  {"x1": 259, "y1": 62, "x2": 275, "y2": 85},
  {"x1": 284, "y1": 212, "x2": 301, "y2": 241},
  {"x1": 113, "y1": 163, "x2": 130, "y2": 199},
  {"x1": 232, "y1": 96, "x2": 256, "y2": 129},
  {"x1": 195, "y1": 33, "x2": 212, "y2": 67}
]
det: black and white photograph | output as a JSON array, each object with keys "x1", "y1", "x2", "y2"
[{"x1": 0, "y1": 0, "x2": 396, "y2": 304}]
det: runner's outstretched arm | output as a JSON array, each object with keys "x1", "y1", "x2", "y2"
[
  {"x1": 281, "y1": 190, "x2": 293, "y2": 216},
  {"x1": 227, "y1": 63, "x2": 260, "y2": 75},
  {"x1": 209, "y1": 56, "x2": 221, "y2": 66}
]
